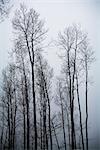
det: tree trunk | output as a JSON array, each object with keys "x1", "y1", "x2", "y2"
[
  {"x1": 44, "y1": 82, "x2": 52, "y2": 150},
  {"x1": 52, "y1": 121, "x2": 60, "y2": 150},
  {"x1": 66, "y1": 106, "x2": 71, "y2": 149},
  {"x1": 85, "y1": 57, "x2": 88, "y2": 150},
  {"x1": 0, "y1": 106, "x2": 4, "y2": 150},
  {"x1": 76, "y1": 73, "x2": 84, "y2": 150},
  {"x1": 31, "y1": 63, "x2": 37, "y2": 150},
  {"x1": 40, "y1": 108, "x2": 43, "y2": 150},
  {"x1": 23, "y1": 102, "x2": 26, "y2": 150},
  {"x1": 24, "y1": 72, "x2": 30, "y2": 150},
  {"x1": 59, "y1": 83, "x2": 67, "y2": 150},
  {"x1": 22, "y1": 80, "x2": 26, "y2": 150},
  {"x1": 8, "y1": 90, "x2": 11, "y2": 150}
]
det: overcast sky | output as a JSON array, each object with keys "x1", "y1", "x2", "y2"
[{"x1": 0, "y1": 0, "x2": 100, "y2": 146}]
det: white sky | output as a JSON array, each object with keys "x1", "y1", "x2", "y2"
[{"x1": 0, "y1": 0, "x2": 100, "y2": 144}]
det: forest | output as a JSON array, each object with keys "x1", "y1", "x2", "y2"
[{"x1": 0, "y1": 1, "x2": 96, "y2": 150}]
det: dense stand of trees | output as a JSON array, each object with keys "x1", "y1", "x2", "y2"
[{"x1": 0, "y1": 4, "x2": 94, "y2": 150}]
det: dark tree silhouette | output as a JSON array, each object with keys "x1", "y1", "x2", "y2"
[{"x1": 12, "y1": 4, "x2": 47, "y2": 150}]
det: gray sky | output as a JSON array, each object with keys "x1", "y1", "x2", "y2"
[{"x1": 0, "y1": 0, "x2": 100, "y2": 145}]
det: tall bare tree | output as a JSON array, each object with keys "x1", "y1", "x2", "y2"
[
  {"x1": 57, "y1": 24, "x2": 93, "y2": 149},
  {"x1": 36, "y1": 53, "x2": 53, "y2": 150},
  {"x1": 12, "y1": 4, "x2": 47, "y2": 150},
  {"x1": 80, "y1": 40, "x2": 94, "y2": 150},
  {"x1": 56, "y1": 79, "x2": 67, "y2": 150},
  {"x1": 76, "y1": 71, "x2": 84, "y2": 150},
  {"x1": 11, "y1": 39, "x2": 31, "y2": 150}
]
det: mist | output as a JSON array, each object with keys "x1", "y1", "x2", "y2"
[{"x1": 0, "y1": 0, "x2": 99, "y2": 150}]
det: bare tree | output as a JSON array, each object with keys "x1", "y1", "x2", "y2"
[
  {"x1": 11, "y1": 39, "x2": 32, "y2": 150},
  {"x1": 51, "y1": 119, "x2": 60, "y2": 150},
  {"x1": 12, "y1": 4, "x2": 47, "y2": 150},
  {"x1": 56, "y1": 79, "x2": 67, "y2": 150},
  {"x1": 57, "y1": 24, "x2": 93, "y2": 149},
  {"x1": 76, "y1": 71, "x2": 84, "y2": 150},
  {"x1": 0, "y1": 64, "x2": 18, "y2": 150},
  {"x1": 36, "y1": 53, "x2": 53, "y2": 150},
  {"x1": 80, "y1": 40, "x2": 94, "y2": 150}
]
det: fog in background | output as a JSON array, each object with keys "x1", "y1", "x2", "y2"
[{"x1": 0, "y1": 0, "x2": 100, "y2": 148}]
